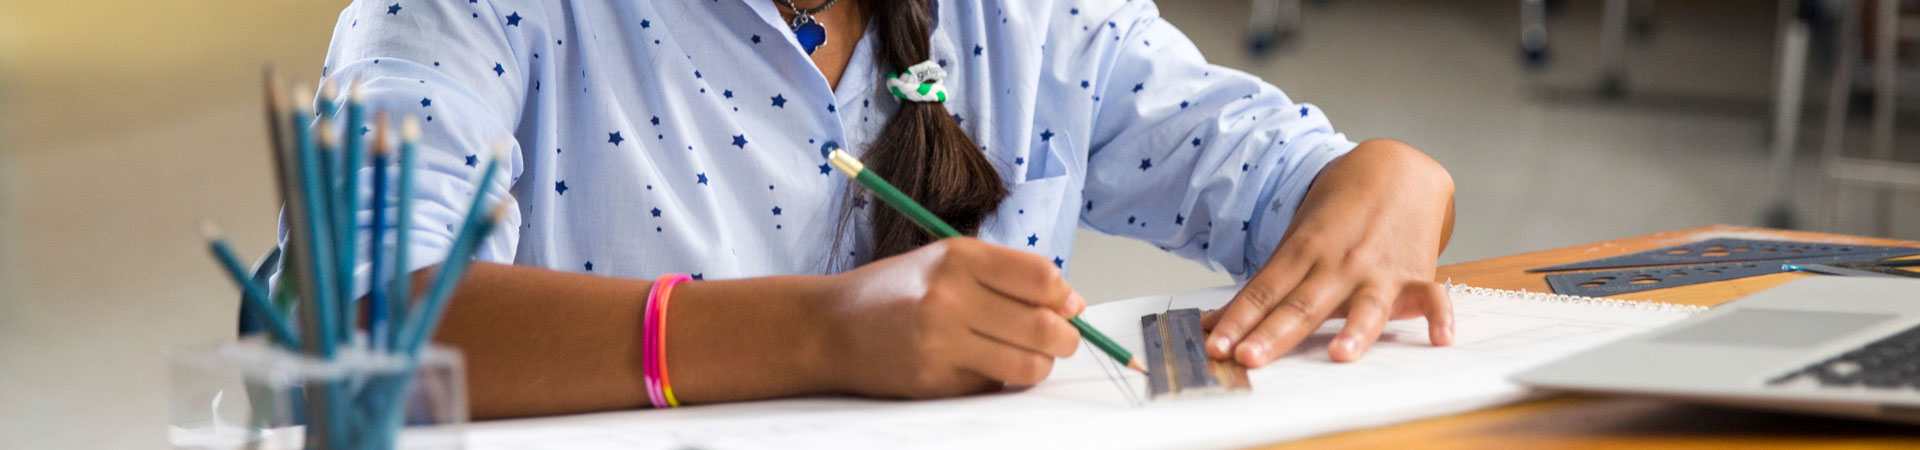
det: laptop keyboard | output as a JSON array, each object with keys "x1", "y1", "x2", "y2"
[{"x1": 1770, "y1": 321, "x2": 1920, "y2": 390}]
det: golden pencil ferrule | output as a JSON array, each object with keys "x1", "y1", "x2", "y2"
[{"x1": 826, "y1": 148, "x2": 863, "y2": 180}]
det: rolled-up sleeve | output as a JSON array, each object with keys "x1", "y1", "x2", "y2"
[
  {"x1": 276, "y1": 0, "x2": 532, "y2": 297},
  {"x1": 1074, "y1": 0, "x2": 1354, "y2": 280}
]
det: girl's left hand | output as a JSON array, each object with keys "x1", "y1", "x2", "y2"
[{"x1": 1202, "y1": 140, "x2": 1457, "y2": 368}]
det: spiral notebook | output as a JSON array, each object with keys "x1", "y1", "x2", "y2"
[{"x1": 465, "y1": 285, "x2": 1704, "y2": 450}]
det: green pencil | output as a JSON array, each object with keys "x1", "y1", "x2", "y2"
[{"x1": 826, "y1": 149, "x2": 1145, "y2": 373}]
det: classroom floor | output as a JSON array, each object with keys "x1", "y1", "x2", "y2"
[{"x1": 2, "y1": 1, "x2": 1917, "y2": 448}]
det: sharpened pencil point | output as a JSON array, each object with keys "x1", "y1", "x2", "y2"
[
  {"x1": 292, "y1": 85, "x2": 315, "y2": 112},
  {"x1": 320, "y1": 78, "x2": 338, "y2": 102},
  {"x1": 371, "y1": 112, "x2": 391, "y2": 155},
  {"x1": 491, "y1": 138, "x2": 511, "y2": 160},
  {"x1": 198, "y1": 221, "x2": 223, "y2": 240},
  {"x1": 1127, "y1": 358, "x2": 1146, "y2": 373},
  {"x1": 348, "y1": 78, "x2": 366, "y2": 103},
  {"x1": 401, "y1": 115, "x2": 421, "y2": 142},
  {"x1": 488, "y1": 204, "x2": 510, "y2": 222},
  {"x1": 316, "y1": 118, "x2": 338, "y2": 149},
  {"x1": 263, "y1": 67, "x2": 289, "y2": 114}
]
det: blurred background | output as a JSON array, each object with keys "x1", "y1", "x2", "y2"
[{"x1": 2, "y1": 0, "x2": 1918, "y2": 448}]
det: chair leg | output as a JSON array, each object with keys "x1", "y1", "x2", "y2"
[
  {"x1": 1766, "y1": 0, "x2": 1813, "y2": 229},
  {"x1": 1278, "y1": 0, "x2": 1301, "y2": 36},
  {"x1": 1521, "y1": 0, "x2": 1550, "y2": 68},
  {"x1": 1630, "y1": 0, "x2": 1657, "y2": 38},
  {"x1": 1819, "y1": 0, "x2": 1862, "y2": 232},
  {"x1": 1599, "y1": 0, "x2": 1631, "y2": 97},
  {"x1": 1870, "y1": 0, "x2": 1899, "y2": 236},
  {"x1": 1248, "y1": 0, "x2": 1281, "y2": 54}
]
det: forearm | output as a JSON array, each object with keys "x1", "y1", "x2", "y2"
[{"x1": 425, "y1": 263, "x2": 836, "y2": 419}]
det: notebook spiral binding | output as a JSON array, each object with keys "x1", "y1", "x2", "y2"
[{"x1": 1448, "y1": 284, "x2": 1709, "y2": 314}]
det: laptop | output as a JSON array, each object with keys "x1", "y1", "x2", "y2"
[{"x1": 1513, "y1": 277, "x2": 1920, "y2": 423}]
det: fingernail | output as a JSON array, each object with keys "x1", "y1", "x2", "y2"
[
  {"x1": 1334, "y1": 337, "x2": 1357, "y2": 355},
  {"x1": 1241, "y1": 342, "x2": 1266, "y2": 361},
  {"x1": 1067, "y1": 291, "x2": 1086, "y2": 315},
  {"x1": 1209, "y1": 336, "x2": 1231, "y2": 354}
]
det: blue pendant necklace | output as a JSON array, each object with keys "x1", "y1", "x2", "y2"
[{"x1": 776, "y1": 0, "x2": 838, "y2": 55}]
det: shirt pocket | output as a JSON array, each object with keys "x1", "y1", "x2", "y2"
[{"x1": 980, "y1": 138, "x2": 1075, "y2": 251}]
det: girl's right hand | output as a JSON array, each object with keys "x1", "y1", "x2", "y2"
[{"x1": 816, "y1": 237, "x2": 1085, "y2": 398}]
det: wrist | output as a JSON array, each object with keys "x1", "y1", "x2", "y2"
[
  {"x1": 798, "y1": 272, "x2": 855, "y2": 394},
  {"x1": 655, "y1": 273, "x2": 847, "y2": 402},
  {"x1": 1349, "y1": 139, "x2": 1452, "y2": 193},
  {"x1": 1305, "y1": 140, "x2": 1452, "y2": 217}
]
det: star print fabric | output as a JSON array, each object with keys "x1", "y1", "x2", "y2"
[{"x1": 292, "y1": 0, "x2": 1353, "y2": 296}]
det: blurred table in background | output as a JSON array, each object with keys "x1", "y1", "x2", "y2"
[{"x1": 1270, "y1": 225, "x2": 1920, "y2": 449}]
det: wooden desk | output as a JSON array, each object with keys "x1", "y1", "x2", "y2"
[{"x1": 1268, "y1": 225, "x2": 1920, "y2": 449}]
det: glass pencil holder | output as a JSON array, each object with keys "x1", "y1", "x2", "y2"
[{"x1": 167, "y1": 339, "x2": 468, "y2": 450}]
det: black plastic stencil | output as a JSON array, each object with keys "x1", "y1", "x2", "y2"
[
  {"x1": 1529, "y1": 238, "x2": 1920, "y2": 273},
  {"x1": 1546, "y1": 251, "x2": 1920, "y2": 297}
]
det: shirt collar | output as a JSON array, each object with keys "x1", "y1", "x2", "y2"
[{"x1": 738, "y1": 0, "x2": 879, "y2": 99}]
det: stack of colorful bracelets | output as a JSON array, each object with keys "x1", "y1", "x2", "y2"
[{"x1": 643, "y1": 273, "x2": 691, "y2": 408}]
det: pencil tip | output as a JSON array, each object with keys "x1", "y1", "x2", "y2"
[
  {"x1": 401, "y1": 115, "x2": 421, "y2": 141},
  {"x1": 317, "y1": 119, "x2": 338, "y2": 149},
  {"x1": 291, "y1": 84, "x2": 314, "y2": 111},
  {"x1": 320, "y1": 78, "x2": 338, "y2": 100},
  {"x1": 199, "y1": 221, "x2": 223, "y2": 239},
  {"x1": 1127, "y1": 358, "x2": 1146, "y2": 373},
  {"x1": 371, "y1": 111, "x2": 391, "y2": 154},
  {"x1": 491, "y1": 138, "x2": 511, "y2": 159},
  {"x1": 262, "y1": 67, "x2": 289, "y2": 113},
  {"x1": 348, "y1": 78, "x2": 366, "y2": 103}
]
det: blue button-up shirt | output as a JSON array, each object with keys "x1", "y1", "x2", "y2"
[{"x1": 310, "y1": 0, "x2": 1354, "y2": 291}]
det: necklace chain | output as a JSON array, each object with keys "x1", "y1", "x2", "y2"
[{"x1": 776, "y1": 0, "x2": 839, "y2": 16}]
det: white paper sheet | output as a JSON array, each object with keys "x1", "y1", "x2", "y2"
[{"x1": 465, "y1": 285, "x2": 1694, "y2": 450}]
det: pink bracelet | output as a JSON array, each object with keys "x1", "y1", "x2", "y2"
[
  {"x1": 642, "y1": 274, "x2": 692, "y2": 408},
  {"x1": 642, "y1": 278, "x2": 666, "y2": 408},
  {"x1": 655, "y1": 274, "x2": 691, "y2": 407}
]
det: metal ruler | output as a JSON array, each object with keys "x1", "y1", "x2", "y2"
[{"x1": 1141, "y1": 308, "x2": 1250, "y2": 400}]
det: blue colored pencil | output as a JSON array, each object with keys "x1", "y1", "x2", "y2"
[
  {"x1": 367, "y1": 112, "x2": 392, "y2": 350},
  {"x1": 400, "y1": 205, "x2": 505, "y2": 356},
  {"x1": 202, "y1": 222, "x2": 300, "y2": 348},
  {"x1": 389, "y1": 116, "x2": 419, "y2": 345},
  {"x1": 293, "y1": 94, "x2": 339, "y2": 358},
  {"x1": 262, "y1": 70, "x2": 326, "y2": 358},
  {"x1": 318, "y1": 79, "x2": 341, "y2": 117},
  {"x1": 336, "y1": 82, "x2": 364, "y2": 340},
  {"x1": 396, "y1": 142, "x2": 506, "y2": 354},
  {"x1": 312, "y1": 83, "x2": 340, "y2": 315},
  {"x1": 291, "y1": 86, "x2": 345, "y2": 450}
]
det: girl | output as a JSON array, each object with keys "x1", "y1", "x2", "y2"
[{"x1": 313, "y1": 0, "x2": 1456, "y2": 418}]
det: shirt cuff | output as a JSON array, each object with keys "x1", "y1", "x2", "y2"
[{"x1": 1241, "y1": 134, "x2": 1357, "y2": 279}]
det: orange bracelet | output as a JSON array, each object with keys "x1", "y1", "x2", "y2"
[{"x1": 653, "y1": 274, "x2": 691, "y2": 407}]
